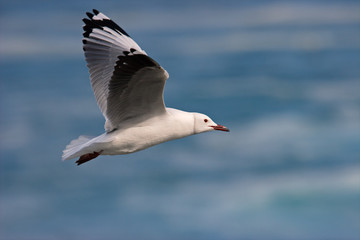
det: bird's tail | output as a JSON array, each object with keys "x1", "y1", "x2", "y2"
[{"x1": 62, "y1": 135, "x2": 94, "y2": 161}]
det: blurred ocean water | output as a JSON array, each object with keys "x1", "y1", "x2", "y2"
[{"x1": 1, "y1": 0, "x2": 359, "y2": 239}]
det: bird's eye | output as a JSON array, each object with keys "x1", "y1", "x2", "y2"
[{"x1": 204, "y1": 119, "x2": 208, "y2": 123}]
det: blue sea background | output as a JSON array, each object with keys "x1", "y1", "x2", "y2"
[{"x1": 1, "y1": 0, "x2": 360, "y2": 239}]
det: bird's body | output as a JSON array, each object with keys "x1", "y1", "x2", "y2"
[
  {"x1": 62, "y1": 9, "x2": 228, "y2": 165},
  {"x1": 64, "y1": 108, "x2": 194, "y2": 159}
]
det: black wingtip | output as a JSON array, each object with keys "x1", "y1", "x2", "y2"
[
  {"x1": 86, "y1": 12, "x2": 94, "y2": 19},
  {"x1": 82, "y1": 9, "x2": 131, "y2": 38}
]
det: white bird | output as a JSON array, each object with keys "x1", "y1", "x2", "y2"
[{"x1": 62, "y1": 9, "x2": 229, "y2": 165}]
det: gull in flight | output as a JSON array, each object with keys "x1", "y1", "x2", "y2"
[{"x1": 62, "y1": 9, "x2": 229, "y2": 165}]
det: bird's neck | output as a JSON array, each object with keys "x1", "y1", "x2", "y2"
[{"x1": 165, "y1": 108, "x2": 196, "y2": 137}]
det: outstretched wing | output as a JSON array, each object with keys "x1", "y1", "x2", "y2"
[{"x1": 82, "y1": 9, "x2": 169, "y2": 132}]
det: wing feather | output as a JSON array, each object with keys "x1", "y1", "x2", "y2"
[{"x1": 82, "y1": 9, "x2": 169, "y2": 132}]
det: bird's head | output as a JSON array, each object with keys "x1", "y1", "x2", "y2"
[{"x1": 193, "y1": 113, "x2": 229, "y2": 134}]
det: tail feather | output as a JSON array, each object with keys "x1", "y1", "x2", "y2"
[{"x1": 62, "y1": 135, "x2": 93, "y2": 161}]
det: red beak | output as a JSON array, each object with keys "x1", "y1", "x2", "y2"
[{"x1": 211, "y1": 124, "x2": 230, "y2": 132}]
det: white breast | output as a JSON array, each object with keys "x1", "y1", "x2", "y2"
[{"x1": 102, "y1": 110, "x2": 195, "y2": 155}]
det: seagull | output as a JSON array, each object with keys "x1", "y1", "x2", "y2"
[{"x1": 62, "y1": 9, "x2": 229, "y2": 165}]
